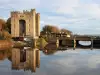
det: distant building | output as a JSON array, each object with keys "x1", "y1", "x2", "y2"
[{"x1": 50, "y1": 32, "x2": 71, "y2": 38}]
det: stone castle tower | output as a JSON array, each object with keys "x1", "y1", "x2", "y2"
[{"x1": 11, "y1": 9, "x2": 40, "y2": 39}]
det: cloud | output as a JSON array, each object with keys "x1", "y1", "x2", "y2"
[
  {"x1": 0, "y1": 0, "x2": 100, "y2": 34},
  {"x1": 39, "y1": 50, "x2": 100, "y2": 75},
  {"x1": 88, "y1": 55, "x2": 100, "y2": 69}
]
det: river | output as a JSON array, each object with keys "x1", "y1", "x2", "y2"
[{"x1": 0, "y1": 48, "x2": 100, "y2": 75}]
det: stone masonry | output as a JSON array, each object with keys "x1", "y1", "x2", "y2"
[{"x1": 11, "y1": 9, "x2": 40, "y2": 39}]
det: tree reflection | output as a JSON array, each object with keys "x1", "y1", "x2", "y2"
[
  {"x1": 42, "y1": 43, "x2": 68, "y2": 55},
  {"x1": 0, "y1": 49, "x2": 11, "y2": 61},
  {"x1": 43, "y1": 43, "x2": 58, "y2": 55},
  {"x1": 42, "y1": 49, "x2": 57, "y2": 55}
]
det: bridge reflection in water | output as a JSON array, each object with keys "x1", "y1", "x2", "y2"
[{"x1": 12, "y1": 47, "x2": 40, "y2": 72}]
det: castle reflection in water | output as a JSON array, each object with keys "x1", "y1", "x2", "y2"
[{"x1": 12, "y1": 47, "x2": 40, "y2": 72}]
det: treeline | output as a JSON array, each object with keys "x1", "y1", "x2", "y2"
[{"x1": 41, "y1": 25, "x2": 72, "y2": 35}]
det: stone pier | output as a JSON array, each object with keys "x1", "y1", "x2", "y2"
[{"x1": 73, "y1": 38, "x2": 76, "y2": 50}]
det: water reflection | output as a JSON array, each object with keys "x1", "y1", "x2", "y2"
[
  {"x1": 42, "y1": 49, "x2": 58, "y2": 55},
  {"x1": 40, "y1": 49, "x2": 100, "y2": 75},
  {"x1": 12, "y1": 47, "x2": 40, "y2": 72},
  {"x1": 0, "y1": 47, "x2": 100, "y2": 75},
  {"x1": 43, "y1": 45, "x2": 67, "y2": 55}
]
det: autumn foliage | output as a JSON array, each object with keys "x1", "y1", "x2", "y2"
[
  {"x1": 0, "y1": 19, "x2": 6, "y2": 30},
  {"x1": 60, "y1": 28, "x2": 72, "y2": 35},
  {"x1": 0, "y1": 18, "x2": 11, "y2": 40},
  {"x1": 41, "y1": 25, "x2": 60, "y2": 35},
  {"x1": 41, "y1": 25, "x2": 72, "y2": 35}
]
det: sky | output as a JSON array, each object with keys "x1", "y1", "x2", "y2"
[{"x1": 0, "y1": 0, "x2": 100, "y2": 35}]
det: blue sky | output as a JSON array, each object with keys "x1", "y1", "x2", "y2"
[{"x1": 0, "y1": 0, "x2": 100, "y2": 35}]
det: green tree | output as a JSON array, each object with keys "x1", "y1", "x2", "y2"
[
  {"x1": 36, "y1": 37, "x2": 48, "y2": 49},
  {"x1": 5, "y1": 18, "x2": 11, "y2": 33}
]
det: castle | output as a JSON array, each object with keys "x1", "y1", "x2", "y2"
[{"x1": 11, "y1": 9, "x2": 40, "y2": 39}]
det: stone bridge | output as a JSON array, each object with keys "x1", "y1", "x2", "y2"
[
  {"x1": 75, "y1": 36, "x2": 91, "y2": 41},
  {"x1": 49, "y1": 35, "x2": 100, "y2": 49}
]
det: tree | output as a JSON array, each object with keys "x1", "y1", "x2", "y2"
[
  {"x1": 2, "y1": 30, "x2": 11, "y2": 40},
  {"x1": 60, "y1": 28, "x2": 72, "y2": 35},
  {"x1": 0, "y1": 19, "x2": 6, "y2": 30},
  {"x1": 5, "y1": 18, "x2": 11, "y2": 33},
  {"x1": 0, "y1": 18, "x2": 11, "y2": 33},
  {"x1": 41, "y1": 25, "x2": 60, "y2": 35},
  {"x1": 51, "y1": 26, "x2": 60, "y2": 33}
]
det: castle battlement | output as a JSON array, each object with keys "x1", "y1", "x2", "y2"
[
  {"x1": 31, "y1": 9, "x2": 36, "y2": 12},
  {"x1": 11, "y1": 9, "x2": 39, "y2": 15},
  {"x1": 23, "y1": 10, "x2": 30, "y2": 14},
  {"x1": 11, "y1": 8, "x2": 40, "y2": 39}
]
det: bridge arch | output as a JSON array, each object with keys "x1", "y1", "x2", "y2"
[
  {"x1": 76, "y1": 40, "x2": 91, "y2": 48},
  {"x1": 79, "y1": 41, "x2": 91, "y2": 46}
]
